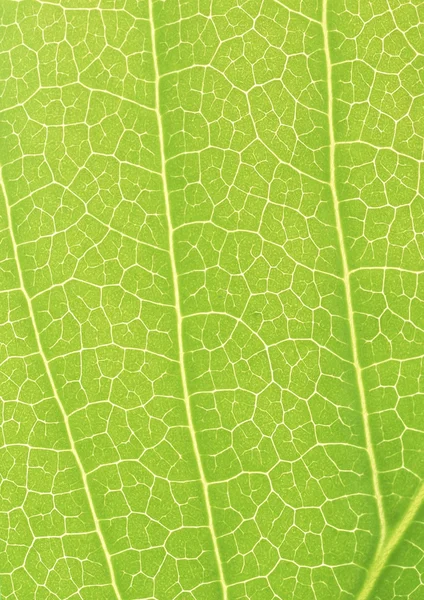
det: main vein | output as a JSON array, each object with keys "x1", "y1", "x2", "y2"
[
  {"x1": 0, "y1": 172, "x2": 122, "y2": 600},
  {"x1": 323, "y1": 11, "x2": 424, "y2": 590},
  {"x1": 322, "y1": 0, "x2": 387, "y2": 550},
  {"x1": 146, "y1": 3, "x2": 228, "y2": 598}
]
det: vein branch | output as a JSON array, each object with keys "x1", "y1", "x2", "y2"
[
  {"x1": 0, "y1": 171, "x2": 122, "y2": 600},
  {"x1": 358, "y1": 483, "x2": 424, "y2": 600},
  {"x1": 146, "y1": 3, "x2": 228, "y2": 598},
  {"x1": 322, "y1": 0, "x2": 387, "y2": 547}
]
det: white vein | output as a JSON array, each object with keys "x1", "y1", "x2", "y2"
[
  {"x1": 0, "y1": 169, "x2": 122, "y2": 600},
  {"x1": 146, "y1": 2, "x2": 229, "y2": 598}
]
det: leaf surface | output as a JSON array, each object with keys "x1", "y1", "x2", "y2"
[{"x1": 1, "y1": 1, "x2": 423, "y2": 599}]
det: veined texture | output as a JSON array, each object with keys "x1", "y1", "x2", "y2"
[{"x1": 0, "y1": 1, "x2": 423, "y2": 599}]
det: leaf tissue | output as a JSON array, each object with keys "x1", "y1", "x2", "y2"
[{"x1": 0, "y1": 0, "x2": 423, "y2": 599}]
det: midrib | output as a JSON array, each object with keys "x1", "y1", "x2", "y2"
[
  {"x1": 146, "y1": 2, "x2": 228, "y2": 599},
  {"x1": 322, "y1": 2, "x2": 424, "y2": 599},
  {"x1": 322, "y1": 0, "x2": 387, "y2": 588},
  {"x1": 0, "y1": 171, "x2": 122, "y2": 600}
]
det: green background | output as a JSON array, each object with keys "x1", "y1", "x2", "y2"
[{"x1": 0, "y1": 0, "x2": 423, "y2": 598}]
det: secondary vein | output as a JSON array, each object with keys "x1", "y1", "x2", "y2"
[
  {"x1": 0, "y1": 170, "x2": 122, "y2": 600},
  {"x1": 146, "y1": 3, "x2": 228, "y2": 598},
  {"x1": 357, "y1": 483, "x2": 424, "y2": 600},
  {"x1": 322, "y1": 0, "x2": 387, "y2": 553}
]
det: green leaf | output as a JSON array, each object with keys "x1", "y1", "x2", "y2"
[{"x1": 1, "y1": 0, "x2": 423, "y2": 599}]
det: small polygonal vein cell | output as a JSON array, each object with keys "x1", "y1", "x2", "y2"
[{"x1": 0, "y1": 0, "x2": 423, "y2": 599}]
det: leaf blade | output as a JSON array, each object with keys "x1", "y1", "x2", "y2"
[{"x1": 1, "y1": 0, "x2": 423, "y2": 599}]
